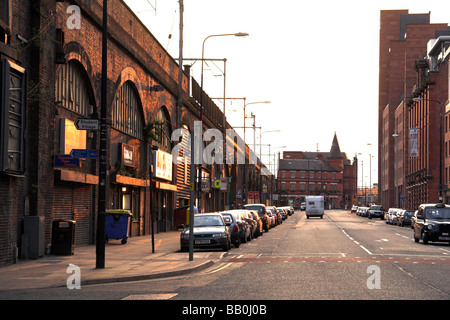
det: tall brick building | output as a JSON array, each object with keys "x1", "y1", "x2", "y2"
[
  {"x1": 378, "y1": 10, "x2": 448, "y2": 209},
  {"x1": 277, "y1": 134, "x2": 357, "y2": 209}
]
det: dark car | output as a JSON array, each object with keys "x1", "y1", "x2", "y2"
[
  {"x1": 220, "y1": 210, "x2": 251, "y2": 247},
  {"x1": 397, "y1": 210, "x2": 414, "y2": 227},
  {"x1": 277, "y1": 207, "x2": 288, "y2": 220},
  {"x1": 244, "y1": 204, "x2": 270, "y2": 232},
  {"x1": 180, "y1": 213, "x2": 231, "y2": 252},
  {"x1": 413, "y1": 203, "x2": 450, "y2": 244}
]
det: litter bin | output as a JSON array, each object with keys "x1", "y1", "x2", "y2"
[
  {"x1": 51, "y1": 219, "x2": 76, "y2": 255},
  {"x1": 105, "y1": 210, "x2": 132, "y2": 244}
]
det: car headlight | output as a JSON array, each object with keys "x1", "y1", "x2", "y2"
[
  {"x1": 426, "y1": 224, "x2": 436, "y2": 231},
  {"x1": 180, "y1": 233, "x2": 190, "y2": 240},
  {"x1": 212, "y1": 233, "x2": 226, "y2": 238}
]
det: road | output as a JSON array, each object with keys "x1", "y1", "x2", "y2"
[{"x1": 2, "y1": 210, "x2": 449, "y2": 304}]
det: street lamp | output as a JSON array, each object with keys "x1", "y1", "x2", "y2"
[{"x1": 198, "y1": 32, "x2": 249, "y2": 212}]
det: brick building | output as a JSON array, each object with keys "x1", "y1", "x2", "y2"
[
  {"x1": 406, "y1": 35, "x2": 450, "y2": 208},
  {"x1": 277, "y1": 134, "x2": 357, "y2": 209},
  {"x1": 378, "y1": 10, "x2": 448, "y2": 209},
  {"x1": 0, "y1": 0, "x2": 260, "y2": 267}
]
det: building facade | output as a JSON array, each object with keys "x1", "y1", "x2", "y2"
[
  {"x1": 277, "y1": 134, "x2": 357, "y2": 209},
  {"x1": 0, "y1": 0, "x2": 262, "y2": 267},
  {"x1": 378, "y1": 10, "x2": 448, "y2": 210}
]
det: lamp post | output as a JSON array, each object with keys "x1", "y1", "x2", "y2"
[{"x1": 198, "y1": 32, "x2": 248, "y2": 212}]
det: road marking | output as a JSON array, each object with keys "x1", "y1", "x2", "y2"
[{"x1": 206, "y1": 262, "x2": 233, "y2": 274}]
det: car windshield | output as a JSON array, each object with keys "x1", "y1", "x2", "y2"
[
  {"x1": 245, "y1": 205, "x2": 264, "y2": 215},
  {"x1": 404, "y1": 211, "x2": 414, "y2": 216},
  {"x1": 371, "y1": 206, "x2": 382, "y2": 210},
  {"x1": 425, "y1": 207, "x2": 450, "y2": 219},
  {"x1": 194, "y1": 215, "x2": 224, "y2": 227}
]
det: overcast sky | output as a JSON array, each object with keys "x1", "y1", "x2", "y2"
[{"x1": 124, "y1": 0, "x2": 450, "y2": 186}]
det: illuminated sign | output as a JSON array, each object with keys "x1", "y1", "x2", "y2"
[
  {"x1": 121, "y1": 143, "x2": 137, "y2": 167},
  {"x1": 153, "y1": 150, "x2": 172, "y2": 181}
]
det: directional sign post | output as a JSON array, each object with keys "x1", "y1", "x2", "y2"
[
  {"x1": 75, "y1": 118, "x2": 99, "y2": 131},
  {"x1": 70, "y1": 149, "x2": 99, "y2": 159}
]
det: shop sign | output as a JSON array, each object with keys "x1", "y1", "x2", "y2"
[
  {"x1": 220, "y1": 177, "x2": 229, "y2": 192},
  {"x1": 248, "y1": 191, "x2": 259, "y2": 200},
  {"x1": 202, "y1": 179, "x2": 210, "y2": 192},
  {"x1": 121, "y1": 143, "x2": 137, "y2": 167},
  {"x1": 153, "y1": 149, "x2": 172, "y2": 181}
]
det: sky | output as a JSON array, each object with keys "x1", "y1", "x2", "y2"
[{"x1": 124, "y1": 0, "x2": 450, "y2": 186}]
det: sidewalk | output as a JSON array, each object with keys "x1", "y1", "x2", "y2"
[{"x1": 0, "y1": 231, "x2": 225, "y2": 291}]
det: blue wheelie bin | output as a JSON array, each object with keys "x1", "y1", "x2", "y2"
[{"x1": 105, "y1": 210, "x2": 132, "y2": 244}]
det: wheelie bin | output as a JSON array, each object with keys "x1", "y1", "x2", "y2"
[
  {"x1": 51, "y1": 219, "x2": 76, "y2": 255},
  {"x1": 105, "y1": 210, "x2": 132, "y2": 244}
]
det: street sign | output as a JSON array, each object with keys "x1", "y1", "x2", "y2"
[
  {"x1": 54, "y1": 155, "x2": 80, "y2": 167},
  {"x1": 70, "y1": 149, "x2": 99, "y2": 159},
  {"x1": 75, "y1": 118, "x2": 99, "y2": 130}
]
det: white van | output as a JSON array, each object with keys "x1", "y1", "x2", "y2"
[{"x1": 305, "y1": 196, "x2": 325, "y2": 219}]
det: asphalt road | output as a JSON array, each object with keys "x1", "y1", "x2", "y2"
[{"x1": 2, "y1": 210, "x2": 449, "y2": 304}]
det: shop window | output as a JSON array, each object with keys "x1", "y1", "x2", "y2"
[
  {"x1": 112, "y1": 81, "x2": 144, "y2": 140},
  {"x1": 153, "y1": 107, "x2": 172, "y2": 152}
]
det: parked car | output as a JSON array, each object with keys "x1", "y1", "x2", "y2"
[
  {"x1": 397, "y1": 210, "x2": 414, "y2": 227},
  {"x1": 385, "y1": 208, "x2": 400, "y2": 224},
  {"x1": 360, "y1": 207, "x2": 370, "y2": 217},
  {"x1": 300, "y1": 202, "x2": 306, "y2": 211},
  {"x1": 268, "y1": 206, "x2": 282, "y2": 225},
  {"x1": 179, "y1": 213, "x2": 231, "y2": 252},
  {"x1": 248, "y1": 210, "x2": 263, "y2": 237},
  {"x1": 351, "y1": 205, "x2": 358, "y2": 213},
  {"x1": 243, "y1": 210, "x2": 258, "y2": 240},
  {"x1": 413, "y1": 203, "x2": 450, "y2": 244},
  {"x1": 220, "y1": 210, "x2": 251, "y2": 247},
  {"x1": 277, "y1": 207, "x2": 288, "y2": 220},
  {"x1": 244, "y1": 204, "x2": 270, "y2": 232},
  {"x1": 266, "y1": 208, "x2": 277, "y2": 227},
  {"x1": 368, "y1": 205, "x2": 384, "y2": 219},
  {"x1": 392, "y1": 210, "x2": 403, "y2": 225}
]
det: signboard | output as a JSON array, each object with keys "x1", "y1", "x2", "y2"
[
  {"x1": 213, "y1": 179, "x2": 221, "y2": 189},
  {"x1": 153, "y1": 149, "x2": 172, "y2": 181},
  {"x1": 248, "y1": 191, "x2": 259, "y2": 200},
  {"x1": 54, "y1": 155, "x2": 80, "y2": 167},
  {"x1": 410, "y1": 128, "x2": 418, "y2": 157},
  {"x1": 220, "y1": 177, "x2": 228, "y2": 192},
  {"x1": 121, "y1": 143, "x2": 137, "y2": 167},
  {"x1": 202, "y1": 179, "x2": 210, "y2": 192},
  {"x1": 75, "y1": 118, "x2": 99, "y2": 130},
  {"x1": 70, "y1": 149, "x2": 99, "y2": 159}
]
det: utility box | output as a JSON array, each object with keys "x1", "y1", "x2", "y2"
[
  {"x1": 51, "y1": 219, "x2": 76, "y2": 255},
  {"x1": 23, "y1": 216, "x2": 45, "y2": 259}
]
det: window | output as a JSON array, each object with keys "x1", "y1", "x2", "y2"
[
  {"x1": 112, "y1": 81, "x2": 144, "y2": 139},
  {"x1": 290, "y1": 171, "x2": 295, "y2": 178},
  {"x1": 153, "y1": 107, "x2": 172, "y2": 152},
  {"x1": 1, "y1": 59, "x2": 27, "y2": 174},
  {"x1": 290, "y1": 182, "x2": 296, "y2": 191},
  {"x1": 281, "y1": 182, "x2": 286, "y2": 191},
  {"x1": 281, "y1": 171, "x2": 285, "y2": 178},
  {"x1": 309, "y1": 183, "x2": 314, "y2": 191},
  {"x1": 56, "y1": 60, "x2": 94, "y2": 117},
  {"x1": 300, "y1": 171, "x2": 305, "y2": 179},
  {"x1": 309, "y1": 171, "x2": 314, "y2": 179},
  {"x1": 300, "y1": 182, "x2": 305, "y2": 191}
]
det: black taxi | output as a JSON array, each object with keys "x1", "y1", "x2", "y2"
[{"x1": 413, "y1": 203, "x2": 450, "y2": 244}]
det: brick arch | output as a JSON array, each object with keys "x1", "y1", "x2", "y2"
[{"x1": 61, "y1": 41, "x2": 98, "y2": 108}]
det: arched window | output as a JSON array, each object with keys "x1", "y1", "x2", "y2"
[
  {"x1": 112, "y1": 81, "x2": 144, "y2": 139},
  {"x1": 154, "y1": 107, "x2": 172, "y2": 152},
  {"x1": 56, "y1": 59, "x2": 94, "y2": 116}
]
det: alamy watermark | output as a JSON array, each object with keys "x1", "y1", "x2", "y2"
[
  {"x1": 171, "y1": 121, "x2": 258, "y2": 166},
  {"x1": 366, "y1": 265, "x2": 381, "y2": 289},
  {"x1": 66, "y1": 264, "x2": 81, "y2": 289}
]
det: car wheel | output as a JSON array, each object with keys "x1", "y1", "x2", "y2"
[
  {"x1": 422, "y1": 232, "x2": 429, "y2": 244},
  {"x1": 234, "y1": 240, "x2": 240, "y2": 248}
]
